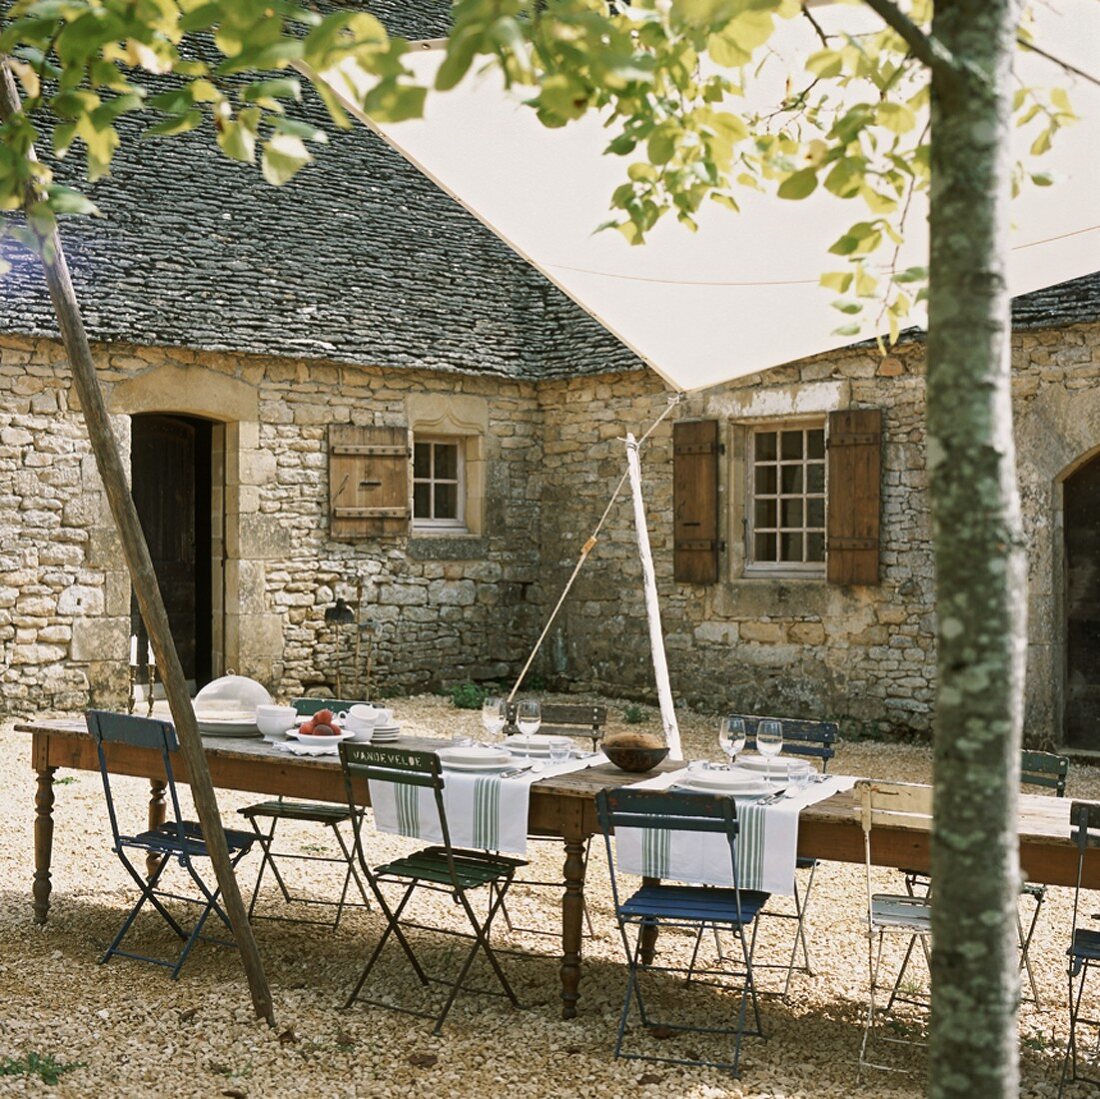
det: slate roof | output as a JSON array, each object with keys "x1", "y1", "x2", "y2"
[
  {"x1": 0, "y1": 0, "x2": 1095, "y2": 380},
  {"x1": 0, "y1": 1, "x2": 641, "y2": 381}
]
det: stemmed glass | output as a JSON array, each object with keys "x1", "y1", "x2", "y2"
[
  {"x1": 480, "y1": 696, "x2": 506, "y2": 746},
  {"x1": 757, "y1": 719, "x2": 784, "y2": 782},
  {"x1": 718, "y1": 715, "x2": 747, "y2": 770},
  {"x1": 516, "y1": 699, "x2": 542, "y2": 758}
]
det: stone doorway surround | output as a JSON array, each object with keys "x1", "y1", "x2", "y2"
[
  {"x1": 1016, "y1": 381, "x2": 1100, "y2": 749},
  {"x1": 103, "y1": 363, "x2": 282, "y2": 683}
]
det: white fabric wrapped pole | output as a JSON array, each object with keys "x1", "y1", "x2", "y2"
[{"x1": 625, "y1": 432, "x2": 682, "y2": 760}]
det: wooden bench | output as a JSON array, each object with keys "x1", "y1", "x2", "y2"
[
  {"x1": 504, "y1": 701, "x2": 607, "y2": 751},
  {"x1": 733, "y1": 713, "x2": 839, "y2": 768}
]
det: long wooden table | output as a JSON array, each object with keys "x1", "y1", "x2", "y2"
[{"x1": 19, "y1": 719, "x2": 1096, "y2": 1019}]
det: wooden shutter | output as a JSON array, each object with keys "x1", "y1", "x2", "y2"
[
  {"x1": 328, "y1": 425, "x2": 410, "y2": 539},
  {"x1": 827, "y1": 408, "x2": 882, "y2": 585},
  {"x1": 673, "y1": 419, "x2": 720, "y2": 584}
]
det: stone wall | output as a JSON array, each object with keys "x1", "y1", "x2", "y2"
[
  {"x1": 0, "y1": 335, "x2": 543, "y2": 711},
  {"x1": 538, "y1": 320, "x2": 1100, "y2": 744}
]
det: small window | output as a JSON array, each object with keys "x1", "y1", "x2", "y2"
[
  {"x1": 412, "y1": 437, "x2": 465, "y2": 530},
  {"x1": 746, "y1": 421, "x2": 826, "y2": 574}
]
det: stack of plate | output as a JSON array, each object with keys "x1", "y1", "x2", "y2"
[
  {"x1": 438, "y1": 745, "x2": 514, "y2": 772},
  {"x1": 503, "y1": 733, "x2": 572, "y2": 756},
  {"x1": 737, "y1": 755, "x2": 813, "y2": 779},
  {"x1": 196, "y1": 711, "x2": 261, "y2": 738},
  {"x1": 371, "y1": 723, "x2": 401, "y2": 743},
  {"x1": 679, "y1": 768, "x2": 773, "y2": 797}
]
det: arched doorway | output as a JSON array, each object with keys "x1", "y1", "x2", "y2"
[
  {"x1": 130, "y1": 413, "x2": 216, "y2": 691},
  {"x1": 1064, "y1": 450, "x2": 1100, "y2": 748}
]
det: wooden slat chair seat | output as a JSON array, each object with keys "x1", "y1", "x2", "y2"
[
  {"x1": 237, "y1": 698, "x2": 372, "y2": 930},
  {"x1": 711, "y1": 714, "x2": 838, "y2": 998},
  {"x1": 496, "y1": 701, "x2": 608, "y2": 941},
  {"x1": 1059, "y1": 801, "x2": 1100, "y2": 1096}
]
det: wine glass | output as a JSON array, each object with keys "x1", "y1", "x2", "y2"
[
  {"x1": 756, "y1": 719, "x2": 784, "y2": 782},
  {"x1": 516, "y1": 699, "x2": 542, "y2": 758},
  {"x1": 480, "y1": 696, "x2": 506, "y2": 746},
  {"x1": 718, "y1": 716, "x2": 746, "y2": 770}
]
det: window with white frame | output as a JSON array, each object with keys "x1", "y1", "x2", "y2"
[
  {"x1": 747, "y1": 421, "x2": 826, "y2": 572},
  {"x1": 413, "y1": 437, "x2": 465, "y2": 530}
]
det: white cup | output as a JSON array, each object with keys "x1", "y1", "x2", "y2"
[
  {"x1": 349, "y1": 704, "x2": 378, "y2": 724},
  {"x1": 374, "y1": 707, "x2": 394, "y2": 725}
]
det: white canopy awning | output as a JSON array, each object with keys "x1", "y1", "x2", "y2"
[{"x1": 312, "y1": 1, "x2": 1099, "y2": 393}]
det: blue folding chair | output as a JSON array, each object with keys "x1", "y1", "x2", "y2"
[
  {"x1": 87, "y1": 710, "x2": 256, "y2": 978},
  {"x1": 1059, "y1": 800, "x2": 1100, "y2": 1095},
  {"x1": 596, "y1": 787, "x2": 768, "y2": 1076}
]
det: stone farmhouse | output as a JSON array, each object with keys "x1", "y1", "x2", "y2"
[{"x1": 0, "y1": 3, "x2": 1098, "y2": 749}]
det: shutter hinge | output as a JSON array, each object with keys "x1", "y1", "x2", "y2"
[
  {"x1": 828, "y1": 537, "x2": 879, "y2": 550},
  {"x1": 333, "y1": 507, "x2": 408, "y2": 519},
  {"x1": 330, "y1": 444, "x2": 411, "y2": 457},
  {"x1": 827, "y1": 433, "x2": 879, "y2": 447}
]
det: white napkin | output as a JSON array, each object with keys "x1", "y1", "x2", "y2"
[
  {"x1": 275, "y1": 740, "x2": 341, "y2": 757},
  {"x1": 369, "y1": 753, "x2": 604, "y2": 856},
  {"x1": 614, "y1": 770, "x2": 857, "y2": 895}
]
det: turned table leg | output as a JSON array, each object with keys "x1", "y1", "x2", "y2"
[
  {"x1": 639, "y1": 875, "x2": 660, "y2": 966},
  {"x1": 147, "y1": 779, "x2": 167, "y2": 879},
  {"x1": 33, "y1": 767, "x2": 57, "y2": 925},
  {"x1": 560, "y1": 834, "x2": 588, "y2": 1019}
]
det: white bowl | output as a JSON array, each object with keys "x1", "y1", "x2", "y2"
[{"x1": 255, "y1": 705, "x2": 297, "y2": 736}]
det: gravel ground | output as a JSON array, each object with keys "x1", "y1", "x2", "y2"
[{"x1": 1, "y1": 695, "x2": 1098, "y2": 1097}]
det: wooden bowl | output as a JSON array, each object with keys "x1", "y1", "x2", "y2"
[{"x1": 603, "y1": 743, "x2": 670, "y2": 774}]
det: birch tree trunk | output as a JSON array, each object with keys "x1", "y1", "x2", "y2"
[{"x1": 926, "y1": 1, "x2": 1026, "y2": 1094}]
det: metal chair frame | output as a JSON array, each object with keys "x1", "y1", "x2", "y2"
[
  {"x1": 712, "y1": 714, "x2": 838, "y2": 998},
  {"x1": 597, "y1": 787, "x2": 768, "y2": 1077},
  {"x1": 339, "y1": 743, "x2": 525, "y2": 1035},
  {"x1": 1058, "y1": 800, "x2": 1100, "y2": 1096},
  {"x1": 238, "y1": 698, "x2": 372, "y2": 928},
  {"x1": 87, "y1": 709, "x2": 255, "y2": 978},
  {"x1": 855, "y1": 780, "x2": 933, "y2": 1080},
  {"x1": 903, "y1": 748, "x2": 1069, "y2": 1007}
]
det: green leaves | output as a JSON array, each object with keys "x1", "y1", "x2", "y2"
[
  {"x1": 261, "y1": 133, "x2": 310, "y2": 186},
  {"x1": 777, "y1": 166, "x2": 817, "y2": 200}
]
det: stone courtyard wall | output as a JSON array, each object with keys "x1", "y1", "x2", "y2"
[
  {"x1": 538, "y1": 320, "x2": 1100, "y2": 744},
  {"x1": 0, "y1": 335, "x2": 543, "y2": 710}
]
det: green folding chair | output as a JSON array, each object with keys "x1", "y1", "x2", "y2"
[{"x1": 339, "y1": 743, "x2": 525, "y2": 1034}]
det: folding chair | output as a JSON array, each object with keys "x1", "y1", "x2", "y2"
[
  {"x1": 1059, "y1": 800, "x2": 1100, "y2": 1096},
  {"x1": 716, "y1": 714, "x2": 838, "y2": 997},
  {"x1": 903, "y1": 748, "x2": 1068, "y2": 1006},
  {"x1": 339, "y1": 743, "x2": 525, "y2": 1034},
  {"x1": 87, "y1": 709, "x2": 256, "y2": 978},
  {"x1": 855, "y1": 780, "x2": 933, "y2": 1079},
  {"x1": 238, "y1": 697, "x2": 371, "y2": 928},
  {"x1": 596, "y1": 787, "x2": 768, "y2": 1076}
]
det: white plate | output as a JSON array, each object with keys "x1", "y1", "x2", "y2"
[
  {"x1": 197, "y1": 718, "x2": 260, "y2": 737},
  {"x1": 504, "y1": 734, "x2": 572, "y2": 756},
  {"x1": 680, "y1": 773, "x2": 774, "y2": 796},
  {"x1": 439, "y1": 758, "x2": 519, "y2": 773},
  {"x1": 737, "y1": 754, "x2": 812, "y2": 776},
  {"x1": 439, "y1": 746, "x2": 512, "y2": 767},
  {"x1": 287, "y1": 727, "x2": 353, "y2": 744}
]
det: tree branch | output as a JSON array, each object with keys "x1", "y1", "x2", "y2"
[
  {"x1": 860, "y1": 0, "x2": 966, "y2": 90},
  {"x1": 801, "y1": 4, "x2": 831, "y2": 48},
  {"x1": 1016, "y1": 36, "x2": 1100, "y2": 89}
]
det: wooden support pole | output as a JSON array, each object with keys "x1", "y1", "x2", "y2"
[
  {"x1": 0, "y1": 60, "x2": 275, "y2": 1025},
  {"x1": 625, "y1": 433, "x2": 682, "y2": 759}
]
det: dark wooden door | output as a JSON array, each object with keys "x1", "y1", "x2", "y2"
[
  {"x1": 131, "y1": 414, "x2": 211, "y2": 684},
  {"x1": 1065, "y1": 454, "x2": 1100, "y2": 747}
]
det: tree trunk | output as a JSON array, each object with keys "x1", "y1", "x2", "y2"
[
  {"x1": 0, "y1": 60, "x2": 275, "y2": 1026},
  {"x1": 926, "y1": 2, "x2": 1026, "y2": 1095}
]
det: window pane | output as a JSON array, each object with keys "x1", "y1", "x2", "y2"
[
  {"x1": 780, "y1": 532, "x2": 804, "y2": 561},
  {"x1": 806, "y1": 532, "x2": 825, "y2": 561},
  {"x1": 754, "y1": 431, "x2": 777, "y2": 461},
  {"x1": 807, "y1": 429, "x2": 825, "y2": 459},
  {"x1": 780, "y1": 465, "x2": 803, "y2": 494},
  {"x1": 755, "y1": 532, "x2": 776, "y2": 561},
  {"x1": 434, "y1": 443, "x2": 458, "y2": 480},
  {"x1": 413, "y1": 482, "x2": 430, "y2": 518},
  {"x1": 434, "y1": 482, "x2": 458, "y2": 519},
  {"x1": 781, "y1": 498, "x2": 803, "y2": 528},
  {"x1": 755, "y1": 498, "x2": 777, "y2": 529},
  {"x1": 807, "y1": 462, "x2": 825, "y2": 493},
  {"x1": 413, "y1": 443, "x2": 431, "y2": 479},
  {"x1": 807, "y1": 497, "x2": 825, "y2": 528},
  {"x1": 754, "y1": 464, "x2": 777, "y2": 494},
  {"x1": 781, "y1": 430, "x2": 803, "y2": 460}
]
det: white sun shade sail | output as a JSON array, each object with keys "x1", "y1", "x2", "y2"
[{"x1": 311, "y1": 2, "x2": 1100, "y2": 393}]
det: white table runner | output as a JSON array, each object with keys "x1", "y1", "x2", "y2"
[
  {"x1": 369, "y1": 753, "x2": 606, "y2": 856},
  {"x1": 614, "y1": 769, "x2": 857, "y2": 895}
]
